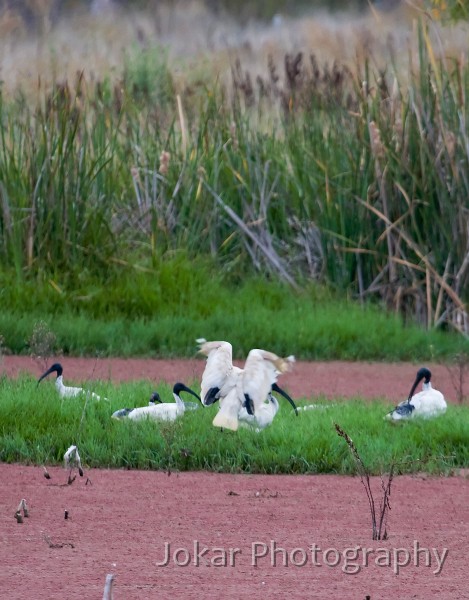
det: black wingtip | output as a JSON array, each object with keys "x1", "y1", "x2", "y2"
[
  {"x1": 388, "y1": 402, "x2": 415, "y2": 418},
  {"x1": 244, "y1": 393, "x2": 255, "y2": 416},
  {"x1": 203, "y1": 386, "x2": 220, "y2": 406}
]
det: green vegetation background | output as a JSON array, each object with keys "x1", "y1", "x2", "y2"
[
  {"x1": 0, "y1": 17, "x2": 468, "y2": 360},
  {"x1": 0, "y1": 1, "x2": 468, "y2": 474}
]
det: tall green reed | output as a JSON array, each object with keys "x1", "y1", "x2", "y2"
[{"x1": 0, "y1": 21, "x2": 467, "y2": 335}]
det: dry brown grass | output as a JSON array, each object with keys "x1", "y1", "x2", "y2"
[{"x1": 0, "y1": 1, "x2": 467, "y2": 100}]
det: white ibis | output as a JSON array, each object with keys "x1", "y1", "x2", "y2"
[
  {"x1": 238, "y1": 383, "x2": 298, "y2": 431},
  {"x1": 149, "y1": 390, "x2": 200, "y2": 411},
  {"x1": 111, "y1": 383, "x2": 201, "y2": 422},
  {"x1": 38, "y1": 363, "x2": 103, "y2": 400},
  {"x1": 196, "y1": 339, "x2": 242, "y2": 406},
  {"x1": 212, "y1": 348, "x2": 296, "y2": 431},
  {"x1": 386, "y1": 367, "x2": 447, "y2": 421},
  {"x1": 241, "y1": 349, "x2": 295, "y2": 414}
]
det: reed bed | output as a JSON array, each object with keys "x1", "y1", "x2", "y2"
[{"x1": 0, "y1": 15, "x2": 468, "y2": 336}]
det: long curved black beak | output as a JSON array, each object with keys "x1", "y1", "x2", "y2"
[
  {"x1": 173, "y1": 383, "x2": 201, "y2": 403},
  {"x1": 37, "y1": 363, "x2": 61, "y2": 386},
  {"x1": 272, "y1": 383, "x2": 298, "y2": 416},
  {"x1": 407, "y1": 367, "x2": 431, "y2": 402}
]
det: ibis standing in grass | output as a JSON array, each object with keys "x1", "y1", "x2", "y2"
[
  {"x1": 386, "y1": 367, "x2": 447, "y2": 421},
  {"x1": 212, "y1": 348, "x2": 297, "y2": 431},
  {"x1": 149, "y1": 390, "x2": 200, "y2": 411},
  {"x1": 111, "y1": 383, "x2": 201, "y2": 422},
  {"x1": 238, "y1": 382, "x2": 298, "y2": 431},
  {"x1": 196, "y1": 339, "x2": 242, "y2": 406},
  {"x1": 37, "y1": 363, "x2": 103, "y2": 400}
]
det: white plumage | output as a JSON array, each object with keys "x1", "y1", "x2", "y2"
[
  {"x1": 238, "y1": 393, "x2": 280, "y2": 431},
  {"x1": 112, "y1": 383, "x2": 200, "y2": 422},
  {"x1": 64, "y1": 444, "x2": 84, "y2": 477},
  {"x1": 212, "y1": 385, "x2": 243, "y2": 431},
  {"x1": 196, "y1": 339, "x2": 242, "y2": 406},
  {"x1": 38, "y1": 363, "x2": 102, "y2": 400},
  {"x1": 212, "y1": 347, "x2": 296, "y2": 431},
  {"x1": 150, "y1": 391, "x2": 200, "y2": 412},
  {"x1": 296, "y1": 403, "x2": 335, "y2": 411},
  {"x1": 64, "y1": 444, "x2": 82, "y2": 469},
  {"x1": 238, "y1": 385, "x2": 301, "y2": 431},
  {"x1": 241, "y1": 349, "x2": 294, "y2": 414},
  {"x1": 386, "y1": 367, "x2": 447, "y2": 421}
]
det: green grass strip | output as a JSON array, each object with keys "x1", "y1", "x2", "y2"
[{"x1": 1, "y1": 376, "x2": 468, "y2": 474}]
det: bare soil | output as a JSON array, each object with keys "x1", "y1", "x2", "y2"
[
  {"x1": 1, "y1": 357, "x2": 468, "y2": 599},
  {"x1": 1, "y1": 466, "x2": 468, "y2": 599},
  {"x1": 2, "y1": 356, "x2": 467, "y2": 403}
]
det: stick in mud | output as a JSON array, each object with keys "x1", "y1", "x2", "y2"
[{"x1": 334, "y1": 423, "x2": 394, "y2": 541}]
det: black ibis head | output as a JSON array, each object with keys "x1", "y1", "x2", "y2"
[
  {"x1": 38, "y1": 363, "x2": 63, "y2": 385},
  {"x1": 407, "y1": 367, "x2": 431, "y2": 401},
  {"x1": 173, "y1": 383, "x2": 202, "y2": 403},
  {"x1": 150, "y1": 391, "x2": 162, "y2": 404},
  {"x1": 390, "y1": 402, "x2": 416, "y2": 418}
]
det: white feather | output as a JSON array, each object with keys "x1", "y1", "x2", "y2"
[
  {"x1": 241, "y1": 348, "x2": 293, "y2": 414},
  {"x1": 212, "y1": 385, "x2": 242, "y2": 431},
  {"x1": 55, "y1": 375, "x2": 102, "y2": 400},
  {"x1": 238, "y1": 394, "x2": 280, "y2": 430},
  {"x1": 64, "y1": 445, "x2": 82, "y2": 470},
  {"x1": 212, "y1": 348, "x2": 296, "y2": 431},
  {"x1": 387, "y1": 369, "x2": 447, "y2": 421},
  {"x1": 112, "y1": 385, "x2": 199, "y2": 423},
  {"x1": 197, "y1": 340, "x2": 241, "y2": 405},
  {"x1": 387, "y1": 383, "x2": 447, "y2": 420}
]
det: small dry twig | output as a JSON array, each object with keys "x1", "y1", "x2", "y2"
[
  {"x1": 14, "y1": 498, "x2": 29, "y2": 523},
  {"x1": 443, "y1": 353, "x2": 469, "y2": 404},
  {"x1": 28, "y1": 321, "x2": 59, "y2": 371},
  {"x1": 43, "y1": 534, "x2": 74, "y2": 549},
  {"x1": 254, "y1": 488, "x2": 279, "y2": 498},
  {"x1": 335, "y1": 423, "x2": 393, "y2": 540},
  {"x1": 64, "y1": 445, "x2": 84, "y2": 485},
  {"x1": 102, "y1": 573, "x2": 115, "y2": 600}
]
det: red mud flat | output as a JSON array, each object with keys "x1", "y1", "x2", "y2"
[
  {"x1": 2, "y1": 356, "x2": 468, "y2": 403},
  {"x1": 1, "y1": 358, "x2": 468, "y2": 598},
  {"x1": 0, "y1": 465, "x2": 468, "y2": 599}
]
